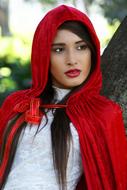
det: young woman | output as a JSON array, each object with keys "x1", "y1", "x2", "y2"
[{"x1": 0, "y1": 5, "x2": 127, "y2": 190}]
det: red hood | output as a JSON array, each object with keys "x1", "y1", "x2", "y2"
[
  {"x1": 0, "y1": 5, "x2": 102, "y2": 107},
  {"x1": 30, "y1": 5, "x2": 102, "y2": 98}
]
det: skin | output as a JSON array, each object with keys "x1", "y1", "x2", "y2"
[{"x1": 50, "y1": 29, "x2": 91, "y2": 89}]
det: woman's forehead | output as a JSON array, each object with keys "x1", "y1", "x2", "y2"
[{"x1": 52, "y1": 29, "x2": 83, "y2": 44}]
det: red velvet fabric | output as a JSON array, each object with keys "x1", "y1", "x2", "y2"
[{"x1": 0, "y1": 5, "x2": 127, "y2": 189}]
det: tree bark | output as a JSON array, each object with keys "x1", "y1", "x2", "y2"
[
  {"x1": 0, "y1": 0, "x2": 11, "y2": 36},
  {"x1": 101, "y1": 16, "x2": 127, "y2": 127}
]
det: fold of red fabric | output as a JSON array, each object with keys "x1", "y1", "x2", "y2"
[
  {"x1": 66, "y1": 94, "x2": 127, "y2": 190},
  {"x1": 0, "y1": 5, "x2": 127, "y2": 190}
]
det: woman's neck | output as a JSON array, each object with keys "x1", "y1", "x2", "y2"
[{"x1": 53, "y1": 86, "x2": 71, "y2": 102}]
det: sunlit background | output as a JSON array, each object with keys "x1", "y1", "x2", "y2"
[{"x1": 0, "y1": 0, "x2": 127, "y2": 105}]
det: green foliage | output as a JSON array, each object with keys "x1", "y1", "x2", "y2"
[
  {"x1": 98, "y1": 0, "x2": 127, "y2": 23},
  {"x1": 0, "y1": 56, "x2": 31, "y2": 106},
  {"x1": 25, "y1": 0, "x2": 127, "y2": 23},
  {"x1": 24, "y1": 0, "x2": 57, "y2": 5},
  {"x1": 101, "y1": 20, "x2": 120, "y2": 50},
  {"x1": 0, "y1": 36, "x2": 31, "y2": 106},
  {"x1": 38, "y1": 0, "x2": 57, "y2": 4},
  {"x1": 0, "y1": 35, "x2": 31, "y2": 62}
]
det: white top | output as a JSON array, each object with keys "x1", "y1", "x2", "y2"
[{"x1": 4, "y1": 87, "x2": 83, "y2": 190}]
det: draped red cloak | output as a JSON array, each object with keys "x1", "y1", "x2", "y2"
[{"x1": 0, "y1": 5, "x2": 127, "y2": 190}]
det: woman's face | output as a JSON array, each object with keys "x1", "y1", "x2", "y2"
[{"x1": 50, "y1": 29, "x2": 91, "y2": 89}]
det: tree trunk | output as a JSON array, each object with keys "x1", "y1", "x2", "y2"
[
  {"x1": 0, "y1": 0, "x2": 11, "y2": 36},
  {"x1": 101, "y1": 16, "x2": 127, "y2": 128},
  {"x1": 72, "y1": 0, "x2": 76, "y2": 7}
]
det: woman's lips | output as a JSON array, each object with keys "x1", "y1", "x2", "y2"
[{"x1": 65, "y1": 69, "x2": 81, "y2": 78}]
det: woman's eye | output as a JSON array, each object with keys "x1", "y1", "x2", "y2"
[
  {"x1": 52, "y1": 47, "x2": 64, "y2": 53},
  {"x1": 77, "y1": 44, "x2": 88, "y2": 50}
]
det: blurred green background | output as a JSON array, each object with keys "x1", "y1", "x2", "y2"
[{"x1": 0, "y1": 0, "x2": 127, "y2": 105}]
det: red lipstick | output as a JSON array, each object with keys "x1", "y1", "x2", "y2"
[{"x1": 65, "y1": 69, "x2": 81, "y2": 78}]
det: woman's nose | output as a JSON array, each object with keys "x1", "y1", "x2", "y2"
[{"x1": 66, "y1": 50, "x2": 77, "y2": 65}]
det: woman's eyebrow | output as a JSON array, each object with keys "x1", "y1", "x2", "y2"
[
  {"x1": 52, "y1": 43, "x2": 65, "y2": 46},
  {"x1": 52, "y1": 40, "x2": 86, "y2": 46},
  {"x1": 75, "y1": 40, "x2": 86, "y2": 44}
]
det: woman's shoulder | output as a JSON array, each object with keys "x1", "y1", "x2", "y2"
[
  {"x1": 0, "y1": 90, "x2": 28, "y2": 111},
  {"x1": 0, "y1": 92, "x2": 17, "y2": 113},
  {"x1": 0, "y1": 90, "x2": 28, "y2": 127},
  {"x1": 0, "y1": 90, "x2": 28, "y2": 145}
]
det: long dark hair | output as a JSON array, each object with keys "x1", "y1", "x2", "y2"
[{"x1": 0, "y1": 21, "x2": 96, "y2": 190}]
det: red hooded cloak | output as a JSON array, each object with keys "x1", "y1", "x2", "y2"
[{"x1": 0, "y1": 5, "x2": 127, "y2": 190}]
